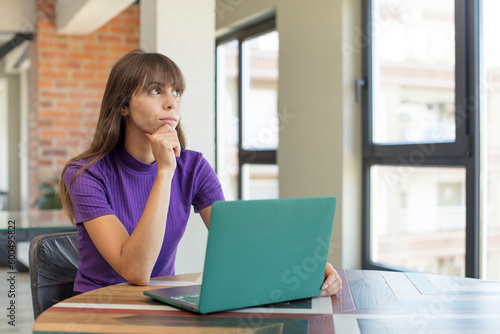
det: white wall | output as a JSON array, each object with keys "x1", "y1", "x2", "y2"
[
  {"x1": 0, "y1": 79, "x2": 8, "y2": 204},
  {"x1": 216, "y1": 0, "x2": 363, "y2": 269},
  {"x1": 0, "y1": 59, "x2": 22, "y2": 211},
  {"x1": 0, "y1": 0, "x2": 36, "y2": 33},
  {"x1": 141, "y1": 0, "x2": 216, "y2": 274}
]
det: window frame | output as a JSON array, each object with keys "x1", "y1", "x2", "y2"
[
  {"x1": 215, "y1": 17, "x2": 278, "y2": 200},
  {"x1": 361, "y1": 0, "x2": 481, "y2": 278}
]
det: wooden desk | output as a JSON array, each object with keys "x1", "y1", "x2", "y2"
[{"x1": 33, "y1": 270, "x2": 500, "y2": 333}]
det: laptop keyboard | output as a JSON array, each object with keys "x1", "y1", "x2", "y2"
[{"x1": 171, "y1": 293, "x2": 201, "y2": 305}]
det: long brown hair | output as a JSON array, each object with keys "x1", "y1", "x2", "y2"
[{"x1": 60, "y1": 49, "x2": 186, "y2": 223}]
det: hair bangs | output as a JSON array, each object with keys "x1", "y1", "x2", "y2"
[{"x1": 135, "y1": 54, "x2": 186, "y2": 96}]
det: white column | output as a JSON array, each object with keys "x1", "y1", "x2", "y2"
[
  {"x1": 141, "y1": 0, "x2": 216, "y2": 164},
  {"x1": 140, "y1": 0, "x2": 216, "y2": 274}
]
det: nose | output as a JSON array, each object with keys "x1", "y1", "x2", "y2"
[{"x1": 162, "y1": 92, "x2": 176, "y2": 110}]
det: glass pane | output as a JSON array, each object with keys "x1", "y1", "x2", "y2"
[
  {"x1": 371, "y1": 165, "x2": 466, "y2": 276},
  {"x1": 242, "y1": 164, "x2": 279, "y2": 200},
  {"x1": 482, "y1": 0, "x2": 500, "y2": 281},
  {"x1": 242, "y1": 31, "x2": 279, "y2": 150},
  {"x1": 216, "y1": 40, "x2": 239, "y2": 201},
  {"x1": 372, "y1": 0, "x2": 456, "y2": 144}
]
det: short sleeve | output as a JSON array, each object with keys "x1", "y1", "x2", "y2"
[
  {"x1": 192, "y1": 156, "x2": 225, "y2": 213},
  {"x1": 64, "y1": 164, "x2": 115, "y2": 224}
]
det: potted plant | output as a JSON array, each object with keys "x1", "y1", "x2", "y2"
[{"x1": 33, "y1": 180, "x2": 62, "y2": 210}]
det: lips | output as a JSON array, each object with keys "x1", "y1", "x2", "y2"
[{"x1": 160, "y1": 117, "x2": 177, "y2": 126}]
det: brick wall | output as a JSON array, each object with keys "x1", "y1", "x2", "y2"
[{"x1": 29, "y1": 0, "x2": 140, "y2": 205}]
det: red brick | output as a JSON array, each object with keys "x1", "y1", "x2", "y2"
[
  {"x1": 83, "y1": 43, "x2": 108, "y2": 51},
  {"x1": 55, "y1": 120, "x2": 80, "y2": 128},
  {"x1": 73, "y1": 72, "x2": 94, "y2": 80},
  {"x1": 38, "y1": 21, "x2": 55, "y2": 29},
  {"x1": 40, "y1": 140, "x2": 52, "y2": 146},
  {"x1": 39, "y1": 160, "x2": 52, "y2": 166},
  {"x1": 39, "y1": 80, "x2": 53, "y2": 88},
  {"x1": 41, "y1": 91, "x2": 66, "y2": 98},
  {"x1": 110, "y1": 26, "x2": 135, "y2": 34},
  {"x1": 84, "y1": 63, "x2": 110, "y2": 71},
  {"x1": 109, "y1": 17, "x2": 122, "y2": 25},
  {"x1": 55, "y1": 61, "x2": 80, "y2": 69},
  {"x1": 57, "y1": 101, "x2": 82, "y2": 109},
  {"x1": 98, "y1": 35, "x2": 121, "y2": 43},
  {"x1": 111, "y1": 45, "x2": 135, "y2": 53},
  {"x1": 84, "y1": 122, "x2": 97, "y2": 129},
  {"x1": 40, "y1": 71, "x2": 67, "y2": 79},
  {"x1": 54, "y1": 81, "x2": 79, "y2": 88},
  {"x1": 97, "y1": 73, "x2": 109, "y2": 80},
  {"x1": 84, "y1": 102, "x2": 101, "y2": 109},
  {"x1": 125, "y1": 36, "x2": 139, "y2": 44},
  {"x1": 69, "y1": 92, "x2": 98, "y2": 99},
  {"x1": 41, "y1": 129, "x2": 67, "y2": 138},
  {"x1": 40, "y1": 51, "x2": 68, "y2": 59},
  {"x1": 97, "y1": 54, "x2": 121, "y2": 61},
  {"x1": 56, "y1": 160, "x2": 68, "y2": 168},
  {"x1": 69, "y1": 130, "x2": 90, "y2": 138},
  {"x1": 40, "y1": 100, "x2": 53, "y2": 108},
  {"x1": 38, "y1": 120, "x2": 53, "y2": 127},
  {"x1": 56, "y1": 140, "x2": 79, "y2": 147},
  {"x1": 55, "y1": 42, "x2": 68, "y2": 49},
  {"x1": 42, "y1": 149, "x2": 67, "y2": 157},
  {"x1": 40, "y1": 110, "x2": 65, "y2": 118},
  {"x1": 84, "y1": 82, "x2": 106, "y2": 90},
  {"x1": 123, "y1": 18, "x2": 140, "y2": 26},
  {"x1": 38, "y1": 41, "x2": 53, "y2": 48},
  {"x1": 38, "y1": 0, "x2": 55, "y2": 10},
  {"x1": 69, "y1": 53, "x2": 95, "y2": 60}
]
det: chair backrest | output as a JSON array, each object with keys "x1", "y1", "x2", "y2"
[{"x1": 29, "y1": 231, "x2": 79, "y2": 319}]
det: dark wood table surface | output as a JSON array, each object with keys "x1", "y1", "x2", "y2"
[{"x1": 32, "y1": 269, "x2": 500, "y2": 333}]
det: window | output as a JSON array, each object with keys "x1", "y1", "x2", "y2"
[
  {"x1": 361, "y1": 0, "x2": 480, "y2": 278},
  {"x1": 216, "y1": 18, "x2": 279, "y2": 200}
]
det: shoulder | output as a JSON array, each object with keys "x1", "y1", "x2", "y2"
[
  {"x1": 64, "y1": 153, "x2": 114, "y2": 185},
  {"x1": 175, "y1": 150, "x2": 217, "y2": 179},
  {"x1": 178, "y1": 149, "x2": 203, "y2": 162},
  {"x1": 176, "y1": 150, "x2": 207, "y2": 169}
]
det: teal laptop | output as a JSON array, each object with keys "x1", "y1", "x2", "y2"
[{"x1": 143, "y1": 197, "x2": 336, "y2": 314}]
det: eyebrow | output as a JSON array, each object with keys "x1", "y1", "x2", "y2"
[{"x1": 144, "y1": 81, "x2": 166, "y2": 87}]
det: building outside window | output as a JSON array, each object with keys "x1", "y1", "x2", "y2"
[
  {"x1": 362, "y1": 0, "x2": 484, "y2": 278},
  {"x1": 216, "y1": 19, "x2": 279, "y2": 201}
]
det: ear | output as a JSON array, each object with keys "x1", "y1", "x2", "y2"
[{"x1": 121, "y1": 105, "x2": 129, "y2": 117}]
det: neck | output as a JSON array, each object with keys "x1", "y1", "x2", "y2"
[{"x1": 123, "y1": 128, "x2": 155, "y2": 164}]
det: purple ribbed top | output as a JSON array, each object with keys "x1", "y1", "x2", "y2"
[{"x1": 64, "y1": 144, "x2": 224, "y2": 292}]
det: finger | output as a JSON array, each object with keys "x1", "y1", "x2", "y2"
[
  {"x1": 173, "y1": 142, "x2": 181, "y2": 158},
  {"x1": 320, "y1": 264, "x2": 342, "y2": 296},
  {"x1": 322, "y1": 263, "x2": 335, "y2": 286},
  {"x1": 155, "y1": 123, "x2": 176, "y2": 133}
]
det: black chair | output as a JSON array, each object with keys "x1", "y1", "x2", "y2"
[{"x1": 29, "y1": 231, "x2": 80, "y2": 319}]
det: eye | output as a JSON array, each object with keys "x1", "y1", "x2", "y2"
[
  {"x1": 172, "y1": 89, "x2": 180, "y2": 97},
  {"x1": 149, "y1": 88, "x2": 161, "y2": 95}
]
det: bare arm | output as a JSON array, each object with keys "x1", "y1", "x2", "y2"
[{"x1": 199, "y1": 205, "x2": 212, "y2": 229}]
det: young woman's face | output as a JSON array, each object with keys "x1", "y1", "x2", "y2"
[{"x1": 122, "y1": 80, "x2": 182, "y2": 136}]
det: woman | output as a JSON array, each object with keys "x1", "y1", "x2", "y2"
[{"x1": 60, "y1": 49, "x2": 342, "y2": 296}]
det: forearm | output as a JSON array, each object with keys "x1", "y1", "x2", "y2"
[{"x1": 118, "y1": 170, "x2": 174, "y2": 284}]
